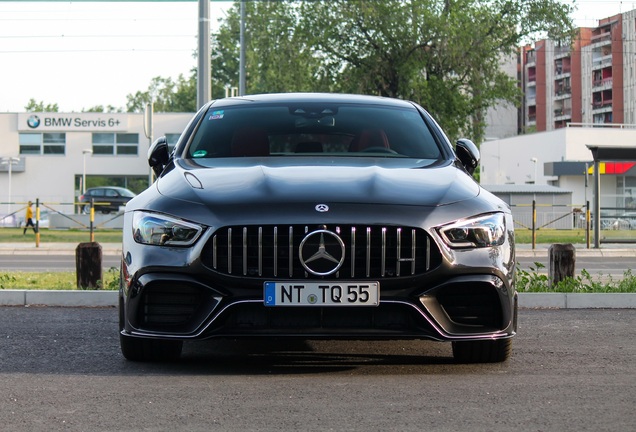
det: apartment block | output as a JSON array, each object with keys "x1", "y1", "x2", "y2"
[{"x1": 521, "y1": 9, "x2": 636, "y2": 131}]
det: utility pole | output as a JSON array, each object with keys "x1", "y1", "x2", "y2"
[
  {"x1": 239, "y1": 0, "x2": 246, "y2": 96},
  {"x1": 197, "y1": 0, "x2": 211, "y2": 108}
]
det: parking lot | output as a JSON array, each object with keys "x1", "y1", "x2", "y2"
[{"x1": 0, "y1": 306, "x2": 634, "y2": 431}]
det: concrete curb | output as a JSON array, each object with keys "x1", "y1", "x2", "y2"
[
  {"x1": 0, "y1": 290, "x2": 118, "y2": 307},
  {"x1": 515, "y1": 247, "x2": 636, "y2": 258},
  {"x1": 0, "y1": 290, "x2": 634, "y2": 309},
  {"x1": 518, "y1": 293, "x2": 636, "y2": 309}
]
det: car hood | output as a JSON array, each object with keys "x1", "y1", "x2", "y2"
[{"x1": 156, "y1": 161, "x2": 480, "y2": 207}]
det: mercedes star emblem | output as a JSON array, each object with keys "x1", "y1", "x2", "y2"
[{"x1": 299, "y1": 229, "x2": 345, "y2": 276}]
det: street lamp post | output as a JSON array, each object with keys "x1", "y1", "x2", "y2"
[
  {"x1": 82, "y1": 149, "x2": 93, "y2": 194},
  {"x1": 1, "y1": 157, "x2": 20, "y2": 214},
  {"x1": 530, "y1": 157, "x2": 538, "y2": 184}
]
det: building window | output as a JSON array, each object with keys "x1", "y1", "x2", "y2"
[
  {"x1": 92, "y1": 133, "x2": 138, "y2": 155},
  {"x1": 19, "y1": 133, "x2": 66, "y2": 155}
]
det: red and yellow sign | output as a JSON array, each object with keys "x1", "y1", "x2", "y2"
[{"x1": 587, "y1": 162, "x2": 636, "y2": 175}]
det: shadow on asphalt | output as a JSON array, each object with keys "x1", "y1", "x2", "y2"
[{"x1": 0, "y1": 306, "x2": 473, "y2": 376}]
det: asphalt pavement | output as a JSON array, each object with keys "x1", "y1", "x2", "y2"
[{"x1": 1, "y1": 241, "x2": 635, "y2": 308}]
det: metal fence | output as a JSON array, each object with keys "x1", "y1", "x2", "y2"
[{"x1": 0, "y1": 199, "x2": 123, "y2": 246}]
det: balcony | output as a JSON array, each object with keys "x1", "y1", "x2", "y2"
[
  {"x1": 593, "y1": 77, "x2": 613, "y2": 88},
  {"x1": 592, "y1": 100, "x2": 612, "y2": 107},
  {"x1": 555, "y1": 67, "x2": 571, "y2": 76},
  {"x1": 592, "y1": 100, "x2": 613, "y2": 113},
  {"x1": 592, "y1": 56, "x2": 613, "y2": 69},
  {"x1": 591, "y1": 32, "x2": 612, "y2": 45},
  {"x1": 555, "y1": 86, "x2": 571, "y2": 96},
  {"x1": 525, "y1": 52, "x2": 536, "y2": 65},
  {"x1": 554, "y1": 46, "x2": 571, "y2": 58},
  {"x1": 554, "y1": 108, "x2": 572, "y2": 120}
]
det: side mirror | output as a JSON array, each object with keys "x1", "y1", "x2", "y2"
[
  {"x1": 148, "y1": 136, "x2": 170, "y2": 177},
  {"x1": 455, "y1": 138, "x2": 480, "y2": 176}
]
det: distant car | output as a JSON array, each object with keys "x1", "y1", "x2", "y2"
[
  {"x1": 79, "y1": 187, "x2": 136, "y2": 214},
  {"x1": 119, "y1": 93, "x2": 517, "y2": 364}
]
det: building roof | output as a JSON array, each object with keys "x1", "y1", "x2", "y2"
[
  {"x1": 586, "y1": 145, "x2": 636, "y2": 161},
  {"x1": 482, "y1": 184, "x2": 572, "y2": 194}
]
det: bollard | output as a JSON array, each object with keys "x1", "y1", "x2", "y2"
[
  {"x1": 76, "y1": 242, "x2": 103, "y2": 290},
  {"x1": 548, "y1": 243, "x2": 575, "y2": 288}
]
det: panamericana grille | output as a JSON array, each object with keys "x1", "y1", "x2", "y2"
[{"x1": 201, "y1": 224, "x2": 441, "y2": 279}]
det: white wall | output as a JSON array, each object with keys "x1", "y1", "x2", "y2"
[
  {"x1": 480, "y1": 128, "x2": 567, "y2": 185},
  {"x1": 481, "y1": 126, "x2": 636, "y2": 213},
  {"x1": 0, "y1": 112, "x2": 192, "y2": 213},
  {"x1": 483, "y1": 53, "x2": 519, "y2": 141}
]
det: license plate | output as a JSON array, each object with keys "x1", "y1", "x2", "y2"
[{"x1": 264, "y1": 282, "x2": 379, "y2": 307}]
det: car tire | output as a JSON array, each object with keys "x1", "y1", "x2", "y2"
[
  {"x1": 452, "y1": 339, "x2": 512, "y2": 363},
  {"x1": 119, "y1": 333, "x2": 183, "y2": 362}
]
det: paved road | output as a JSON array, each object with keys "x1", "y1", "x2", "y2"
[
  {"x1": 2, "y1": 252, "x2": 631, "y2": 280},
  {"x1": 0, "y1": 307, "x2": 634, "y2": 431},
  {"x1": 0, "y1": 254, "x2": 121, "y2": 271}
]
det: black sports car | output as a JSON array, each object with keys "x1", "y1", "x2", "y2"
[{"x1": 119, "y1": 93, "x2": 517, "y2": 363}]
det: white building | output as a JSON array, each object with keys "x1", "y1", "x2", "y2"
[
  {"x1": 0, "y1": 111, "x2": 192, "y2": 215},
  {"x1": 480, "y1": 125, "x2": 636, "y2": 215}
]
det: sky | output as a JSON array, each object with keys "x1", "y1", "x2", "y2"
[{"x1": 0, "y1": 0, "x2": 633, "y2": 113}]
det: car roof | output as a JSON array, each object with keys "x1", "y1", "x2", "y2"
[
  {"x1": 207, "y1": 93, "x2": 417, "y2": 110},
  {"x1": 87, "y1": 186, "x2": 134, "y2": 194},
  {"x1": 88, "y1": 186, "x2": 128, "y2": 190}
]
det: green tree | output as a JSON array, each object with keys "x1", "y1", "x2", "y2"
[
  {"x1": 130, "y1": 0, "x2": 574, "y2": 141},
  {"x1": 212, "y1": 1, "x2": 328, "y2": 98},
  {"x1": 297, "y1": 0, "x2": 574, "y2": 143},
  {"x1": 126, "y1": 73, "x2": 197, "y2": 113},
  {"x1": 24, "y1": 99, "x2": 59, "y2": 112},
  {"x1": 83, "y1": 105, "x2": 123, "y2": 113}
]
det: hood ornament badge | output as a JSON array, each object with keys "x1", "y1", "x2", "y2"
[{"x1": 315, "y1": 204, "x2": 329, "y2": 212}]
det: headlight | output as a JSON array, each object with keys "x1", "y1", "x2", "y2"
[
  {"x1": 438, "y1": 213, "x2": 505, "y2": 248},
  {"x1": 132, "y1": 211, "x2": 204, "y2": 247}
]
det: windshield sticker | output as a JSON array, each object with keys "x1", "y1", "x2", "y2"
[
  {"x1": 192, "y1": 150, "x2": 207, "y2": 158},
  {"x1": 209, "y1": 110, "x2": 224, "y2": 120}
]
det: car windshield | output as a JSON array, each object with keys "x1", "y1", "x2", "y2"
[{"x1": 185, "y1": 103, "x2": 442, "y2": 159}]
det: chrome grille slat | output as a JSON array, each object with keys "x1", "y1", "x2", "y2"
[
  {"x1": 273, "y1": 226, "x2": 278, "y2": 277},
  {"x1": 412, "y1": 229, "x2": 417, "y2": 274},
  {"x1": 381, "y1": 227, "x2": 386, "y2": 277},
  {"x1": 350, "y1": 227, "x2": 356, "y2": 278},
  {"x1": 242, "y1": 227, "x2": 248, "y2": 276},
  {"x1": 212, "y1": 235, "x2": 217, "y2": 269},
  {"x1": 258, "y1": 227, "x2": 263, "y2": 276},
  {"x1": 366, "y1": 227, "x2": 371, "y2": 277},
  {"x1": 396, "y1": 228, "x2": 402, "y2": 277},
  {"x1": 288, "y1": 226, "x2": 293, "y2": 278},
  {"x1": 227, "y1": 227, "x2": 232, "y2": 274},
  {"x1": 203, "y1": 224, "x2": 439, "y2": 279}
]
